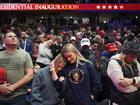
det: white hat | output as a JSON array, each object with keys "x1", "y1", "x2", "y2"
[
  {"x1": 70, "y1": 36, "x2": 76, "y2": 41},
  {"x1": 80, "y1": 38, "x2": 90, "y2": 47}
]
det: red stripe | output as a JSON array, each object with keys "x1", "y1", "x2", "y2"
[{"x1": 0, "y1": 3, "x2": 139, "y2": 11}]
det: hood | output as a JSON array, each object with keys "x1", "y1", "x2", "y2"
[{"x1": 109, "y1": 54, "x2": 121, "y2": 61}]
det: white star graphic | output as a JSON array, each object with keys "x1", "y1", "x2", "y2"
[
  {"x1": 102, "y1": 5, "x2": 106, "y2": 9},
  {"x1": 108, "y1": 5, "x2": 112, "y2": 9},
  {"x1": 96, "y1": 5, "x2": 101, "y2": 9},
  {"x1": 120, "y1": 5, "x2": 124, "y2": 9},
  {"x1": 114, "y1": 5, "x2": 118, "y2": 9}
]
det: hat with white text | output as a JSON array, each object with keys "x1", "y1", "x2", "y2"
[{"x1": 80, "y1": 38, "x2": 90, "y2": 47}]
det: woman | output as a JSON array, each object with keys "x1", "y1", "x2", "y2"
[
  {"x1": 36, "y1": 39, "x2": 54, "y2": 68},
  {"x1": 107, "y1": 34, "x2": 140, "y2": 105},
  {"x1": 31, "y1": 54, "x2": 65, "y2": 105},
  {"x1": 51, "y1": 43, "x2": 101, "y2": 105}
]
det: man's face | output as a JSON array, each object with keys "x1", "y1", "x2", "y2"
[
  {"x1": 82, "y1": 45, "x2": 90, "y2": 51},
  {"x1": 125, "y1": 54, "x2": 136, "y2": 64},
  {"x1": 4, "y1": 32, "x2": 19, "y2": 46},
  {"x1": 0, "y1": 34, "x2": 4, "y2": 42},
  {"x1": 21, "y1": 32, "x2": 26, "y2": 39},
  {"x1": 57, "y1": 37, "x2": 63, "y2": 43},
  {"x1": 76, "y1": 33, "x2": 82, "y2": 40}
]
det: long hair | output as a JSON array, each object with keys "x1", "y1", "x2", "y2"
[
  {"x1": 53, "y1": 53, "x2": 65, "y2": 73},
  {"x1": 45, "y1": 39, "x2": 54, "y2": 48},
  {"x1": 61, "y1": 43, "x2": 88, "y2": 68},
  {"x1": 119, "y1": 53, "x2": 137, "y2": 67}
]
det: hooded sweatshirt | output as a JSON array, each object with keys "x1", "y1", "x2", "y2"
[{"x1": 107, "y1": 54, "x2": 140, "y2": 93}]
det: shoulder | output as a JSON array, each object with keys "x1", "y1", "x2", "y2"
[
  {"x1": 109, "y1": 54, "x2": 122, "y2": 65},
  {"x1": 18, "y1": 49, "x2": 29, "y2": 55},
  {"x1": 110, "y1": 53, "x2": 121, "y2": 61},
  {"x1": 27, "y1": 38, "x2": 33, "y2": 42},
  {"x1": 38, "y1": 43, "x2": 44, "y2": 47},
  {"x1": 81, "y1": 60, "x2": 93, "y2": 67},
  {"x1": 107, "y1": 58, "x2": 123, "y2": 75},
  {"x1": 135, "y1": 60, "x2": 140, "y2": 71},
  {"x1": 109, "y1": 59, "x2": 121, "y2": 66},
  {"x1": 36, "y1": 66, "x2": 50, "y2": 76},
  {"x1": 0, "y1": 51, "x2": 5, "y2": 55},
  {"x1": 100, "y1": 56, "x2": 108, "y2": 61},
  {"x1": 89, "y1": 50, "x2": 96, "y2": 55},
  {"x1": 18, "y1": 49, "x2": 32, "y2": 59}
]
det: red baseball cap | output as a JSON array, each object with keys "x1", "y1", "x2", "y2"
[{"x1": 106, "y1": 43, "x2": 118, "y2": 52}]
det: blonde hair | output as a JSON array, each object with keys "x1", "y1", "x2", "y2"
[
  {"x1": 45, "y1": 39, "x2": 54, "y2": 47},
  {"x1": 39, "y1": 33, "x2": 45, "y2": 38},
  {"x1": 119, "y1": 53, "x2": 137, "y2": 67},
  {"x1": 61, "y1": 43, "x2": 88, "y2": 68},
  {"x1": 39, "y1": 33, "x2": 46, "y2": 42},
  {"x1": 53, "y1": 54, "x2": 65, "y2": 73}
]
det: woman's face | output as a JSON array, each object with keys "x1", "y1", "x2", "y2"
[
  {"x1": 47, "y1": 40, "x2": 54, "y2": 47},
  {"x1": 125, "y1": 54, "x2": 136, "y2": 64},
  {"x1": 57, "y1": 63, "x2": 65, "y2": 71},
  {"x1": 54, "y1": 60, "x2": 65, "y2": 72},
  {"x1": 63, "y1": 51, "x2": 77, "y2": 64}
]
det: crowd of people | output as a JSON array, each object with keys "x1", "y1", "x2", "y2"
[{"x1": 0, "y1": 15, "x2": 140, "y2": 105}]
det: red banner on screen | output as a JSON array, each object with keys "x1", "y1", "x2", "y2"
[{"x1": 0, "y1": 3, "x2": 139, "y2": 11}]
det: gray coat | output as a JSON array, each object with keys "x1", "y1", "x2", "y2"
[{"x1": 31, "y1": 66, "x2": 61, "y2": 105}]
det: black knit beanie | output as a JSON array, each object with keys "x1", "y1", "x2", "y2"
[{"x1": 121, "y1": 33, "x2": 140, "y2": 55}]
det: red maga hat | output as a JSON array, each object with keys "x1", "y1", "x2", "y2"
[{"x1": 106, "y1": 43, "x2": 118, "y2": 52}]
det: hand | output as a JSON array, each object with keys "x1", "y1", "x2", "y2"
[
  {"x1": 59, "y1": 76, "x2": 65, "y2": 81},
  {"x1": 118, "y1": 78, "x2": 133, "y2": 88},
  {"x1": 0, "y1": 83, "x2": 12, "y2": 95},
  {"x1": 50, "y1": 60, "x2": 55, "y2": 71},
  {"x1": 7, "y1": 84, "x2": 15, "y2": 92}
]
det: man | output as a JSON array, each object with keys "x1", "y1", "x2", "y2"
[
  {"x1": 0, "y1": 31, "x2": 33, "y2": 105},
  {"x1": 97, "y1": 43, "x2": 118, "y2": 103},
  {"x1": 80, "y1": 38, "x2": 97, "y2": 69},
  {"x1": 19, "y1": 31, "x2": 33, "y2": 55}
]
